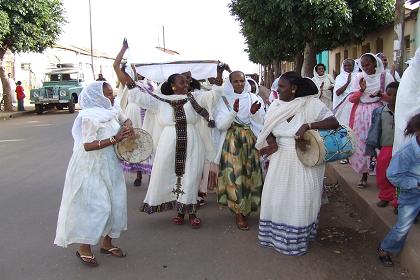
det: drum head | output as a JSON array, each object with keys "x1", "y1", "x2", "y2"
[
  {"x1": 295, "y1": 130, "x2": 326, "y2": 167},
  {"x1": 115, "y1": 128, "x2": 153, "y2": 163}
]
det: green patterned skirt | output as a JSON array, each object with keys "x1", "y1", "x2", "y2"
[{"x1": 217, "y1": 123, "x2": 263, "y2": 215}]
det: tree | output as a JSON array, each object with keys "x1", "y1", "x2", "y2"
[
  {"x1": 229, "y1": 0, "x2": 394, "y2": 79},
  {"x1": 0, "y1": 0, "x2": 66, "y2": 111}
]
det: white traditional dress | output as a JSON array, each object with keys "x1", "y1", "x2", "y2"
[
  {"x1": 312, "y1": 67, "x2": 335, "y2": 110},
  {"x1": 54, "y1": 82, "x2": 127, "y2": 247},
  {"x1": 129, "y1": 83, "x2": 220, "y2": 214},
  {"x1": 333, "y1": 60, "x2": 358, "y2": 126},
  {"x1": 256, "y1": 96, "x2": 333, "y2": 256},
  {"x1": 393, "y1": 47, "x2": 420, "y2": 154}
]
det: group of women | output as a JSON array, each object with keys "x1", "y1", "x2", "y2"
[{"x1": 54, "y1": 38, "x2": 401, "y2": 266}]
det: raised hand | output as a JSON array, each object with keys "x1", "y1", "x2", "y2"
[
  {"x1": 122, "y1": 38, "x2": 129, "y2": 50},
  {"x1": 250, "y1": 101, "x2": 261, "y2": 114},
  {"x1": 233, "y1": 98, "x2": 239, "y2": 112}
]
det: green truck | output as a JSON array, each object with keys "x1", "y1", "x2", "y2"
[{"x1": 30, "y1": 67, "x2": 85, "y2": 114}]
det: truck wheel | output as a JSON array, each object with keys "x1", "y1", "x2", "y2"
[
  {"x1": 35, "y1": 104, "x2": 43, "y2": 114},
  {"x1": 68, "y1": 96, "x2": 75, "y2": 114}
]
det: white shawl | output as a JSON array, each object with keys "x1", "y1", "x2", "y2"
[
  {"x1": 333, "y1": 59, "x2": 359, "y2": 110},
  {"x1": 312, "y1": 66, "x2": 334, "y2": 100},
  {"x1": 255, "y1": 97, "x2": 308, "y2": 150},
  {"x1": 71, "y1": 81, "x2": 120, "y2": 151},
  {"x1": 352, "y1": 53, "x2": 393, "y2": 103}
]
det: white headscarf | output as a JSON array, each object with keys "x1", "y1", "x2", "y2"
[
  {"x1": 71, "y1": 81, "x2": 119, "y2": 150},
  {"x1": 247, "y1": 78, "x2": 259, "y2": 95},
  {"x1": 393, "y1": 47, "x2": 420, "y2": 154},
  {"x1": 223, "y1": 74, "x2": 253, "y2": 122},
  {"x1": 312, "y1": 65, "x2": 334, "y2": 90},
  {"x1": 333, "y1": 59, "x2": 358, "y2": 110},
  {"x1": 353, "y1": 53, "x2": 393, "y2": 103}
]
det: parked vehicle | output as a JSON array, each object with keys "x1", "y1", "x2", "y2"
[{"x1": 30, "y1": 66, "x2": 85, "y2": 114}]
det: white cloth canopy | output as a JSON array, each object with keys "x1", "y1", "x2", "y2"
[{"x1": 126, "y1": 44, "x2": 219, "y2": 82}]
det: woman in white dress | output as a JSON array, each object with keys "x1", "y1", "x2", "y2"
[
  {"x1": 54, "y1": 81, "x2": 133, "y2": 266},
  {"x1": 121, "y1": 65, "x2": 221, "y2": 228},
  {"x1": 312, "y1": 63, "x2": 335, "y2": 109},
  {"x1": 333, "y1": 59, "x2": 358, "y2": 126},
  {"x1": 256, "y1": 72, "x2": 339, "y2": 256}
]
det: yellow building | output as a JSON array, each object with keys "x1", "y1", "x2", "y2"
[{"x1": 328, "y1": 5, "x2": 418, "y2": 76}]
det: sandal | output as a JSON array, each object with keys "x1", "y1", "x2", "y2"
[
  {"x1": 172, "y1": 215, "x2": 185, "y2": 225},
  {"x1": 189, "y1": 216, "x2": 201, "y2": 229},
  {"x1": 235, "y1": 214, "x2": 249, "y2": 231},
  {"x1": 357, "y1": 180, "x2": 367, "y2": 189},
  {"x1": 339, "y1": 159, "x2": 349, "y2": 164},
  {"x1": 76, "y1": 251, "x2": 98, "y2": 267},
  {"x1": 100, "y1": 247, "x2": 126, "y2": 258},
  {"x1": 377, "y1": 247, "x2": 393, "y2": 267}
]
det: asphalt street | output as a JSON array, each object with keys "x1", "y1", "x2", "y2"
[{"x1": 0, "y1": 111, "x2": 411, "y2": 280}]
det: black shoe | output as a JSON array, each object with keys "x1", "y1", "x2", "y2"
[
  {"x1": 377, "y1": 200, "x2": 389, "y2": 208},
  {"x1": 377, "y1": 247, "x2": 394, "y2": 267},
  {"x1": 133, "y1": 178, "x2": 142, "y2": 187}
]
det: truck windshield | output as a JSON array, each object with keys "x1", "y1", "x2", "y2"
[{"x1": 45, "y1": 73, "x2": 80, "y2": 82}]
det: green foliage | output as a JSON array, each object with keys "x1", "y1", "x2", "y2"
[
  {"x1": 229, "y1": 0, "x2": 394, "y2": 65},
  {"x1": 0, "y1": 0, "x2": 66, "y2": 54}
]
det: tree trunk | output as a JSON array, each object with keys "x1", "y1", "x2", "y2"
[
  {"x1": 393, "y1": 0, "x2": 405, "y2": 74},
  {"x1": 272, "y1": 59, "x2": 280, "y2": 79},
  {"x1": 302, "y1": 42, "x2": 317, "y2": 78},
  {"x1": 0, "y1": 47, "x2": 13, "y2": 111},
  {"x1": 294, "y1": 53, "x2": 304, "y2": 75}
]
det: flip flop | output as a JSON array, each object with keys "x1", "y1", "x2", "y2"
[
  {"x1": 100, "y1": 247, "x2": 126, "y2": 258},
  {"x1": 76, "y1": 251, "x2": 98, "y2": 267}
]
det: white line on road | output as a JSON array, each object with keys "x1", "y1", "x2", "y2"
[{"x1": 0, "y1": 139, "x2": 24, "y2": 143}]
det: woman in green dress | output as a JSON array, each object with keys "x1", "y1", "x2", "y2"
[{"x1": 214, "y1": 71, "x2": 265, "y2": 230}]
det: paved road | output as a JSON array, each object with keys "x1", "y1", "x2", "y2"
[{"x1": 0, "y1": 112, "x2": 411, "y2": 280}]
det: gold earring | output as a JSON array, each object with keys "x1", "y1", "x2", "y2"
[
  {"x1": 172, "y1": 86, "x2": 176, "y2": 91},
  {"x1": 292, "y1": 90, "x2": 296, "y2": 94}
]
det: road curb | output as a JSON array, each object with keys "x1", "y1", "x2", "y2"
[
  {"x1": 0, "y1": 108, "x2": 35, "y2": 121},
  {"x1": 326, "y1": 163, "x2": 420, "y2": 279}
]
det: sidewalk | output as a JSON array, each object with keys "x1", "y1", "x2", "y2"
[
  {"x1": 326, "y1": 162, "x2": 420, "y2": 279},
  {"x1": 0, "y1": 104, "x2": 35, "y2": 120}
]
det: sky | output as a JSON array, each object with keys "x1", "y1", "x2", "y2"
[{"x1": 58, "y1": 0, "x2": 258, "y2": 73}]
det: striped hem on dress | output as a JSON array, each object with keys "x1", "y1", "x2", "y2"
[
  {"x1": 141, "y1": 201, "x2": 198, "y2": 214},
  {"x1": 121, "y1": 161, "x2": 152, "y2": 174},
  {"x1": 258, "y1": 219, "x2": 318, "y2": 256}
]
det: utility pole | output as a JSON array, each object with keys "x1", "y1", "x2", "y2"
[
  {"x1": 89, "y1": 0, "x2": 95, "y2": 78},
  {"x1": 163, "y1": 25, "x2": 166, "y2": 52}
]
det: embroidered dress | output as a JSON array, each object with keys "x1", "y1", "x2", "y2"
[
  {"x1": 128, "y1": 85, "x2": 220, "y2": 214},
  {"x1": 258, "y1": 97, "x2": 333, "y2": 256}
]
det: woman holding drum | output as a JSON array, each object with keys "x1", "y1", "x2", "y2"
[
  {"x1": 54, "y1": 81, "x2": 133, "y2": 266},
  {"x1": 256, "y1": 72, "x2": 339, "y2": 256}
]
